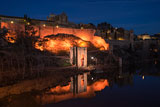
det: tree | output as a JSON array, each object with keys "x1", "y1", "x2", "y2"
[
  {"x1": 0, "y1": 27, "x2": 8, "y2": 39},
  {"x1": 0, "y1": 27, "x2": 9, "y2": 47}
]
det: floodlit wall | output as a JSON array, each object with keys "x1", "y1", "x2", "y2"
[
  {"x1": 0, "y1": 21, "x2": 109, "y2": 50},
  {"x1": 70, "y1": 47, "x2": 87, "y2": 68},
  {"x1": 1, "y1": 22, "x2": 25, "y2": 33},
  {"x1": 0, "y1": 22, "x2": 95, "y2": 40}
]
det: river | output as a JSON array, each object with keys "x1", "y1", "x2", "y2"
[{"x1": 0, "y1": 62, "x2": 160, "y2": 107}]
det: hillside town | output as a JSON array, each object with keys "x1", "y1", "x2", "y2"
[
  {"x1": 0, "y1": 8, "x2": 160, "y2": 107},
  {"x1": 0, "y1": 12, "x2": 159, "y2": 87},
  {"x1": 0, "y1": 13, "x2": 159, "y2": 59}
]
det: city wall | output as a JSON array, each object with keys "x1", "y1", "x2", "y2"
[{"x1": 1, "y1": 22, "x2": 96, "y2": 42}]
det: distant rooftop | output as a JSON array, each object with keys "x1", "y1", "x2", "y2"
[{"x1": 0, "y1": 14, "x2": 54, "y2": 22}]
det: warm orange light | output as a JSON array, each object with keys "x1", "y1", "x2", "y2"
[
  {"x1": 79, "y1": 42, "x2": 88, "y2": 47},
  {"x1": 108, "y1": 37, "x2": 112, "y2": 40},
  {"x1": 93, "y1": 36, "x2": 109, "y2": 50},
  {"x1": 142, "y1": 76, "x2": 144, "y2": 80},
  {"x1": 35, "y1": 42, "x2": 43, "y2": 51},
  {"x1": 36, "y1": 79, "x2": 109, "y2": 104},
  {"x1": 90, "y1": 79, "x2": 109, "y2": 91},
  {"x1": 27, "y1": 22, "x2": 30, "y2": 25},
  {"x1": 4, "y1": 33, "x2": 16, "y2": 43},
  {"x1": 35, "y1": 37, "x2": 75, "y2": 54},
  {"x1": 43, "y1": 24, "x2": 46, "y2": 27},
  {"x1": 40, "y1": 27, "x2": 109, "y2": 51},
  {"x1": 50, "y1": 85, "x2": 71, "y2": 93},
  {"x1": 56, "y1": 25, "x2": 59, "y2": 28},
  {"x1": 117, "y1": 37, "x2": 125, "y2": 40},
  {"x1": 1, "y1": 21, "x2": 109, "y2": 53},
  {"x1": 10, "y1": 21, "x2": 14, "y2": 24},
  {"x1": 35, "y1": 35, "x2": 94, "y2": 54}
]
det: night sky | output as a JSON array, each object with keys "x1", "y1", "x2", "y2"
[{"x1": 0, "y1": 0, "x2": 160, "y2": 35}]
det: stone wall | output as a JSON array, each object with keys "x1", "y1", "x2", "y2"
[
  {"x1": 106, "y1": 40, "x2": 131, "y2": 49},
  {"x1": 1, "y1": 22, "x2": 96, "y2": 41},
  {"x1": 70, "y1": 47, "x2": 87, "y2": 68},
  {"x1": 1, "y1": 22, "x2": 25, "y2": 33}
]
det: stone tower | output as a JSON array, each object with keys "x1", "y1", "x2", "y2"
[
  {"x1": 70, "y1": 47, "x2": 87, "y2": 68},
  {"x1": 70, "y1": 73, "x2": 87, "y2": 94}
]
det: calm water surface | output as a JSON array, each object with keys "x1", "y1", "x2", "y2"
[{"x1": 0, "y1": 63, "x2": 160, "y2": 107}]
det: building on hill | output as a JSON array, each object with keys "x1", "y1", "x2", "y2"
[
  {"x1": 95, "y1": 22, "x2": 134, "y2": 42},
  {"x1": 95, "y1": 23, "x2": 134, "y2": 50},
  {"x1": 134, "y1": 33, "x2": 160, "y2": 58},
  {"x1": 137, "y1": 33, "x2": 160, "y2": 40},
  {"x1": 47, "y1": 12, "x2": 68, "y2": 24},
  {"x1": 0, "y1": 13, "x2": 135, "y2": 51},
  {"x1": 153, "y1": 33, "x2": 160, "y2": 40},
  {"x1": 47, "y1": 12, "x2": 77, "y2": 28},
  {"x1": 0, "y1": 12, "x2": 77, "y2": 29},
  {"x1": 137, "y1": 34, "x2": 151, "y2": 40},
  {"x1": 0, "y1": 13, "x2": 82, "y2": 39},
  {"x1": 78, "y1": 23, "x2": 96, "y2": 29}
]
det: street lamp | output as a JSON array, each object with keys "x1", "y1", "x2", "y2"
[
  {"x1": 91, "y1": 56, "x2": 94, "y2": 60},
  {"x1": 11, "y1": 21, "x2": 14, "y2": 24},
  {"x1": 56, "y1": 25, "x2": 59, "y2": 28},
  {"x1": 43, "y1": 24, "x2": 46, "y2": 27}
]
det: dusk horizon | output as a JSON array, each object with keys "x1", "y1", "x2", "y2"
[{"x1": 0, "y1": 0, "x2": 160, "y2": 35}]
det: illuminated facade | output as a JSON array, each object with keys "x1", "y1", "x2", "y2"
[
  {"x1": 137, "y1": 34, "x2": 151, "y2": 40},
  {"x1": 0, "y1": 14, "x2": 109, "y2": 53},
  {"x1": 70, "y1": 47, "x2": 87, "y2": 68}
]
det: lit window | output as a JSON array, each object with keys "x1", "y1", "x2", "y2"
[
  {"x1": 108, "y1": 37, "x2": 112, "y2": 40},
  {"x1": 81, "y1": 27, "x2": 84, "y2": 29},
  {"x1": 27, "y1": 22, "x2": 30, "y2": 25},
  {"x1": 117, "y1": 37, "x2": 125, "y2": 40}
]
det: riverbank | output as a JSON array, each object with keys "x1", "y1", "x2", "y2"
[
  {"x1": 0, "y1": 62, "x2": 123, "y2": 99},
  {"x1": 0, "y1": 67, "x2": 91, "y2": 99}
]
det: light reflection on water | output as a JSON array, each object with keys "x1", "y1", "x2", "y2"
[
  {"x1": 0, "y1": 63, "x2": 160, "y2": 107},
  {"x1": 36, "y1": 72, "x2": 109, "y2": 105}
]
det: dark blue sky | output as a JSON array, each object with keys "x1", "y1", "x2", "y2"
[{"x1": 0, "y1": 0, "x2": 160, "y2": 35}]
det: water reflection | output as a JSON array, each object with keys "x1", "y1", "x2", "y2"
[
  {"x1": 70, "y1": 73, "x2": 88, "y2": 94},
  {"x1": 0, "y1": 62, "x2": 160, "y2": 107},
  {"x1": 35, "y1": 72, "x2": 109, "y2": 105},
  {"x1": 114, "y1": 68, "x2": 134, "y2": 87}
]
